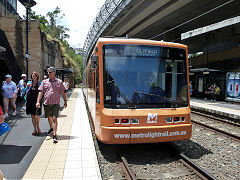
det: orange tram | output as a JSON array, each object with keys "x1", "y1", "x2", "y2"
[{"x1": 83, "y1": 38, "x2": 192, "y2": 144}]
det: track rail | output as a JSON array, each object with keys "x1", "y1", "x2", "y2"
[
  {"x1": 119, "y1": 155, "x2": 137, "y2": 180},
  {"x1": 191, "y1": 110, "x2": 240, "y2": 128},
  {"x1": 119, "y1": 148, "x2": 218, "y2": 180},
  {"x1": 192, "y1": 120, "x2": 240, "y2": 142},
  {"x1": 178, "y1": 153, "x2": 218, "y2": 180},
  {"x1": 191, "y1": 111, "x2": 240, "y2": 142},
  {"x1": 169, "y1": 144, "x2": 218, "y2": 180}
]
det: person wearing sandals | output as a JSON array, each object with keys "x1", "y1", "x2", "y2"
[{"x1": 25, "y1": 71, "x2": 42, "y2": 136}]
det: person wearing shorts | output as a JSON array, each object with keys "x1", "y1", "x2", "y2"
[
  {"x1": 36, "y1": 67, "x2": 67, "y2": 143},
  {"x1": 44, "y1": 104, "x2": 60, "y2": 118},
  {"x1": 1, "y1": 74, "x2": 18, "y2": 118}
]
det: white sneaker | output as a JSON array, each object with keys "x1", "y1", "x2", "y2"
[
  {"x1": 4, "y1": 113, "x2": 8, "y2": 118},
  {"x1": 12, "y1": 111, "x2": 17, "y2": 115}
]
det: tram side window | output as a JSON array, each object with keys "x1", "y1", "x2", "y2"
[
  {"x1": 93, "y1": 70, "x2": 96, "y2": 90},
  {"x1": 96, "y1": 68, "x2": 100, "y2": 103}
]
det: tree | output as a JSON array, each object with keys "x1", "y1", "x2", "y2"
[
  {"x1": 73, "y1": 54, "x2": 84, "y2": 83},
  {"x1": 28, "y1": 7, "x2": 70, "y2": 41},
  {"x1": 28, "y1": 9, "x2": 49, "y2": 32},
  {"x1": 28, "y1": 7, "x2": 83, "y2": 84},
  {"x1": 45, "y1": 7, "x2": 70, "y2": 41}
]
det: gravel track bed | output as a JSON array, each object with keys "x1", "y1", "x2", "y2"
[
  {"x1": 125, "y1": 145, "x2": 200, "y2": 180},
  {"x1": 191, "y1": 114, "x2": 240, "y2": 136},
  {"x1": 87, "y1": 112, "x2": 198, "y2": 180},
  {"x1": 94, "y1": 141, "x2": 200, "y2": 180},
  {"x1": 87, "y1": 116, "x2": 123, "y2": 179},
  {"x1": 173, "y1": 123, "x2": 240, "y2": 180},
  {"x1": 86, "y1": 103, "x2": 239, "y2": 179}
]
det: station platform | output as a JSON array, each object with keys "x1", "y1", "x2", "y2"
[
  {"x1": 23, "y1": 88, "x2": 102, "y2": 180},
  {"x1": 190, "y1": 98, "x2": 240, "y2": 120}
]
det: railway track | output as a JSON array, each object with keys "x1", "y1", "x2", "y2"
[
  {"x1": 118, "y1": 148, "x2": 217, "y2": 180},
  {"x1": 191, "y1": 110, "x2": 240, "y2": 142},
  {"x1": 119, "y1": 155, "x2": 137, "y2": 180},
  {"x1": 177, "y1": 153, "x2": 217, "y2": 180},
  {"x1": 191, "y1": 110, "x2": 240, "y2": 127}
]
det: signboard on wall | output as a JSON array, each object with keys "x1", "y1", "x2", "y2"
[
  {"x1": 198, "y1": 77, "x2": 203, "y2": 92},
  {"x1": 226, "y1": 72, "x2": 240, "y2": 102}
]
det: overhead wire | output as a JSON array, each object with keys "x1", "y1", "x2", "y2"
[{"x1": 150, "y1": 0, "x2": 236, "y2": 40}]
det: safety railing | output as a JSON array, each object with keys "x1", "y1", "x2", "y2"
[{"x1": 82, "y1": 0, "x2": 132, "y2": 67}]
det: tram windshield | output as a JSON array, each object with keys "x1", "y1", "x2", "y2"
[{"x1": 103, "y1": 44, "x2": 188, "y2": 108}]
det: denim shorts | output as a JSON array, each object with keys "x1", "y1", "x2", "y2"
[{"x1": 44, "y1": 104, "x2": 60, "y2": 118}]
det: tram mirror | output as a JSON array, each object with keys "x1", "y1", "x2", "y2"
[
  {"x1": 92, "y1": 55, "x2": 98, "y2": 63},
  {"x1": 91, "y1": 55, "x2": 98, "y2": 68}
]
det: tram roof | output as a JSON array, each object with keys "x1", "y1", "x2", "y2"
[{"x1": 97, "y1": 37, "x2": 187, "y2": 49}]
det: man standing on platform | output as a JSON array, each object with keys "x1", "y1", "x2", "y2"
[{"x1": 36, "y1": 67, "x2": 67, "y2": 143}]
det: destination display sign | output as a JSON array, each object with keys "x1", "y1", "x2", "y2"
[
  {"x1": 104, "y1": 44, "x2": 185, "y2": 60},
  {"x1": 124, "y1": 45, "x2": 160, "y2": 57}
]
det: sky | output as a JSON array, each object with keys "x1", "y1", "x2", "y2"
[{"x1": 17, "y1": 0, "x2": 106, "y2": 48}]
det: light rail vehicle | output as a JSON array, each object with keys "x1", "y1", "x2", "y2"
[{"x1": 83, "y1": 38, "x2": 192, "y2": 144}]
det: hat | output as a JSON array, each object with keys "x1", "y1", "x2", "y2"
[
  {"x1": 21, "y1": 74, "x2": 27, "y2": 77},
  {"x1": 5, "y1": 74, "x2": 12, "y2": 78}
]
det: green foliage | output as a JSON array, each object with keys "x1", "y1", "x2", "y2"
[
  {"x1": 28, "y1": 9, "x2": 49, "y2": 32},
  {"x1": 28, "y1": 7, "x2": 70, "y2": 41},
  {"x1": 28, "y1": 7, "x2": 83, "y2": 84},
  {"x1": 71, "y1": 53, "x2": 84, "y2": 84},
  {"x1": 73, "y1": 55, "x2": 84, "y2": 75}
]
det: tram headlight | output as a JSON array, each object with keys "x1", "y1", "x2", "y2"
[
  {"x1": 115, "y1": 119, "x2": 120, "y2": 124},
  {"x1": 166, "y1": 117, "x2": 173, "y2": 123},
  {"x1": 131, "y1": 118, "x2": 139, "y2": 124},
  {"x1": 174, "y1": 117, "x2": 180, "y2": 122},
  {"x1": 121, "y1": 119, "x2": 129, "y2": 124}
]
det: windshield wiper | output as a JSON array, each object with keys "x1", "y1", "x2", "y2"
[
  {"x1": 134, "y1": 91, "x2": 166, "y2": 101},
  {"x1": 107, "y1": 80, "x2": 136, "y2": 108}
]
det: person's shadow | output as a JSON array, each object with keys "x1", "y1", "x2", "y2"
[{"x1": 45, "y1": 135, "x2": 78, "y2": 141}]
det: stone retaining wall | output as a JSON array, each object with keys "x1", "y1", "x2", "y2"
[{"x1": 0, "y1": 16, "x2": 63, "y2": 79}]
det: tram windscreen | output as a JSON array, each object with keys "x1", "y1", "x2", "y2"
[{"x1": 103, "y1": 44, "x2": 188, "y2": 108}]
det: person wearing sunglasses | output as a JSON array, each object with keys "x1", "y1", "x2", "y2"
[{"x1": 36, "y1": 67, "x2": 67, "y2": 143}]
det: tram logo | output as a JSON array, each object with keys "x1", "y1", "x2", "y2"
[{"x1": 147, "y1": 113, "x2": 157, "y2": 123}]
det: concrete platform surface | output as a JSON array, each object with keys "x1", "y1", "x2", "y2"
[
  {"x1": 23, "y1": 88, "x2": 102, "y2": 180},
  {"x1": 190, "y1": 98, "x2": 240, "y2": 120}
]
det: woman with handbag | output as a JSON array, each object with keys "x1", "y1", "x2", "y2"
[{"x1": 25, "y1": 71, "x2": 42, "y2": 136}]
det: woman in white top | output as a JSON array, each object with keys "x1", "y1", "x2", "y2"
[
  {"x1": 63, "y1": 76, "x2": 69, "y2": 93},
  {"x1": 1, "y1": 74, "x2": 18, "y2": 118}
]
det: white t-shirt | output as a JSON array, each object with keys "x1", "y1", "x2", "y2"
[{"x1": 63, "y1": 81, "x2": 69, "y2": 90}]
